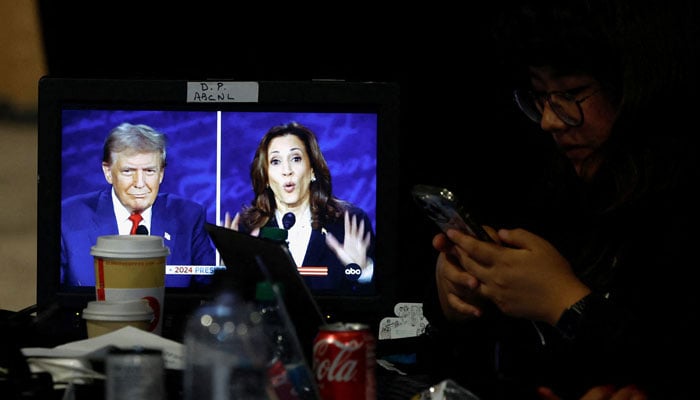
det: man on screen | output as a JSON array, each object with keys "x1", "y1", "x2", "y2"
[{"x1": 61, "y1": 122, "x2": 215, "y2": 287}]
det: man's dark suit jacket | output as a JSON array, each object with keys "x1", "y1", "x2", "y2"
[{"x1": 61, "y1": 188, "x2": 215, "y2": 287}]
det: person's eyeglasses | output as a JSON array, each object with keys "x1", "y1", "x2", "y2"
[{"x1": 513, "y1": 86, "x2": 600, "y2": 127}]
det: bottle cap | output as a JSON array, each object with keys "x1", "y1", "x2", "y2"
[
  {"x1": 259, "y1": 227, "x2": 288, "y2": 242},
  {"x1": 255, "y1": 281, "x2": 284, "y2": 301}
]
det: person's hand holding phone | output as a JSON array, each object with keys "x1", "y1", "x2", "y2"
[
  {"x1": 413, "y1": 184, "x2": 497, "y2": 319},
  {"x1": 441, "y1": 227, "x2": 590, "y2": 325},
  {"x1": 432, "y1": 231, "x2": 490, "y2": 320}
]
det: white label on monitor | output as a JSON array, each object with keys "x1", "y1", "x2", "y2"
[{"x1": 186, "y1": 81, "x2": 259, "y2": 103}]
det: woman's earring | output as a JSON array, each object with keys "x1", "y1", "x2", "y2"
[{"x1": 311, "y1": 175, "x2": 316, "y2": 182}]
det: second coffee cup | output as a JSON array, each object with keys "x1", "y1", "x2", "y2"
[
  {"x1": 83, "y1": 299, "x2": 155, "y2": 338},
  {"x1": 91, "y1": 235, "x2": 170, "y2": 335}
]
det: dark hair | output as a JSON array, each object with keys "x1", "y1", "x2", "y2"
[
  {"x1": 495, "y1": 1, "x2": 621, "y2": 95},
  {"x1": 102, "y1": 122, "x2": 167, "y2": 169},
  {"x1": 497, "y1": 0, "x2": 700, "y2": 211},
  {"x1": 239, "y1": 121, "x2": 349, "y2": 231},
  {"x1": 596, "y1": 1, "x2": 700, "y2": 209}
]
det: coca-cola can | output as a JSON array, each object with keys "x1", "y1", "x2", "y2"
[{"x1": 312, "y1": 322, "x2": 376, "y2": 400}]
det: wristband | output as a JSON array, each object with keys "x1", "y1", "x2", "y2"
[{"x1": 555, "y1": 293, "x2": 591, "y2": 340}]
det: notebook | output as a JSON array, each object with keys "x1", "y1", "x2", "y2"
[{"x1": 204, "y1": 223, "x2": 327, "y2": 364}]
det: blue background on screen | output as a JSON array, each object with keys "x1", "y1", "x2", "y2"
[{"x1": 61, "y1": 109, "x2": 377, "y2": 231}]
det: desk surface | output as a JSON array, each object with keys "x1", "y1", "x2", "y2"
[
  {"x1": 33, "y1": 367, "x2": 434, "y2": 400},
  {"x1": 4, "y1": 307, "x2": 438, "y2": 400}
]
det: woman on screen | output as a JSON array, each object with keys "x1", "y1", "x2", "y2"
[{"x1": 224, "y1": 121, "x2": 376, "y2": 294}]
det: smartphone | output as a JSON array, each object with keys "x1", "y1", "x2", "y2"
[{"x1": 411, "y1": 184, "x2": 494, "y2": 242}]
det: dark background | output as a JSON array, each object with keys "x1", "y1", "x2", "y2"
[{"x1": 37, "y1": 2, "x2": 546, "y2": 304}]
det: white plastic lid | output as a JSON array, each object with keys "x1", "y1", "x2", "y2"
[
  {"x1": 90, "y1": 235, "x2": 170, "y2": 259},
  {"x1": 82, "y1": 299, "x2": 154, "y2": 322}
]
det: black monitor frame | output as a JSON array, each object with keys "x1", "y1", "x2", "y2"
[{"x1": 37, "y1": 77, "x2": 400, "y2": 341}]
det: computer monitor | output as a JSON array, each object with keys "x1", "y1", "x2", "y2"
[{"x1": 36, "y1": 78, "x2": 400, "y2": 341}]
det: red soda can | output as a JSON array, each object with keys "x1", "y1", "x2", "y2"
[{"x1": 312, "y1": 322, "x2": 376, "y2": 400}]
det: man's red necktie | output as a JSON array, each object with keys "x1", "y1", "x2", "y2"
[{"x1": 128, "y1": 212, "x2": 143, "y2": 235}]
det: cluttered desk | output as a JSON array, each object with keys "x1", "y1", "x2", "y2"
[
  {"x1": 3, "y1": 298, "x2": 449, "y2": 400},
  {"x1": 1, "y1": 228, "x2": 461, "y2": 400}
]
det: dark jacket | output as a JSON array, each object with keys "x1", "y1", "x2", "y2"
[
  {"x1": 261, "y1": 205, "x2": 376, "y2": 296},
  {"x1": 61, "y1": 188, "x2": 216, "y2": 288},
  {"x1": 420, "y1": 150, "x2": 700, "y2": 400}
]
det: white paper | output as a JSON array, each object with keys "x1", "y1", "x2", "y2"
[{"x1": 22, "y1": 326, "x2": 184, "y2": 370}]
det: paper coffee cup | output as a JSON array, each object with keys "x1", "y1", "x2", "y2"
[
  {"x1": 83, "y1": 299, "x2": 155, "y2": 338},
  {"x1": 91, "y1": 235, "x2": 170, "y2": 335}
]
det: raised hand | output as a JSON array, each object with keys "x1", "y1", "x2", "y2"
[
  {"x1": 325, "y1": 211, "x2": 371, "y2": 272},
  {"x1": 222, "y1": 211, "x2": 259, "y2": 236}
]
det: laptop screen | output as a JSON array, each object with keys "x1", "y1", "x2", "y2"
[{"x1": 204, "y1": 223, "x2": 326, "y2": 363}]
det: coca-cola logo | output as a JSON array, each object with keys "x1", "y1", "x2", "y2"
[{"x1": 313, "y1": 339, "x2": 363, "y2": 383}]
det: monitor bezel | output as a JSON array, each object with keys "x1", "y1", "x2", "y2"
[{"x1": 37, "y1": 77, "x2": 400, "y2": 340}]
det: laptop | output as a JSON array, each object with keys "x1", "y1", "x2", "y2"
[{"x1": 204, "y1": 223, "x2": 327, "y2": 364}]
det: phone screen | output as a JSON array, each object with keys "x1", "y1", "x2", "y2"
[{"x1": 411, "y1": 184, "x2": 493, "y2": 242}]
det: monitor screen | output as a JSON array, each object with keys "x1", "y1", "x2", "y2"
[{"x1": 37, "y1": 78, "x2": 400, "y2": 341}]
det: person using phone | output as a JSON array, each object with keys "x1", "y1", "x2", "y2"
[{"x1": 420, "y1": 1, "x2": 700, "y2": 399}]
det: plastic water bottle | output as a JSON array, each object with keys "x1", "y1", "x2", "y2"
[
  {"x1": 255, "y1": 281, "x2": 320, "y2": 400},
  {"x1": 183, "y1": 290, "x2": 271, "y2": 400}
]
